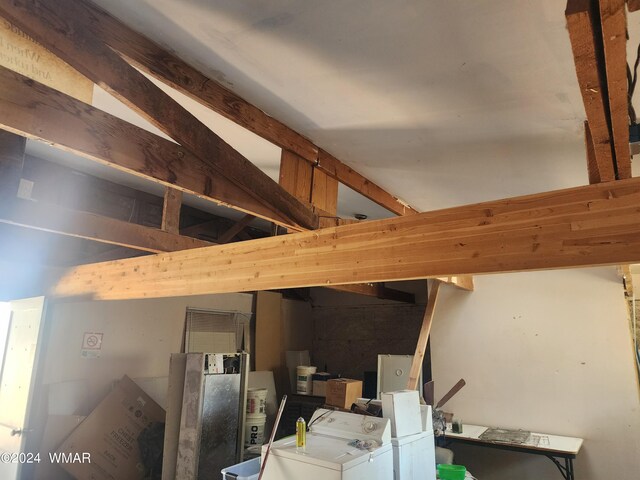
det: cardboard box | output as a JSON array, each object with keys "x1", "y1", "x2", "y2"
[
  {"x1": 381, "y1": 390, "x2": 422, "y2": 437},
  {"x1": 56, "y1": 375, "x2": 165, "y2": 480},
  {"x1": 325, "y1": 378, "x2": 363, "y2": 409},
  {"x1": 312, "y1": 372, "x2": 336, "y2": 397}
]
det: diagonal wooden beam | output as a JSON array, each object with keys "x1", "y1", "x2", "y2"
[
  {"x1": 407, "y1": 280, "x2": 441, "y2": 391},
  {"x1": 599, "y1": 0, "x2": 631, "y2": 179},
  {"x1": 435, "y1": 275, "x2": 474, "y2": 292},
  {"x1": 566, "y1": 0, "x2": 617, "y2": 182},
  {"x1": 217, "y1": 214, "x2": 255, "y2": 244},
  {"x1": 629, "y1": 0, "x2": 640, "y2": 12},
  {"x1": 0, "y1": 0, "x2": 317, "y2": 231},
  {"x1": 51, "y1": 177, "x2": 640, "y2": 300},
  {"x1": 0, "y1": 65, "x2": 300, "y2": 228},
  {"x1": 55, "y1": 0, "x2": 416, "y2": 217},
  {"x1": 0, "y1": 199, "x2": 210, "y2": 253},
  {"x1": 585, "y1": 120, "x2": 602, "y2": 183}
]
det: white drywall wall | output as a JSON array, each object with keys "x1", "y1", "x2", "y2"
[
  {"x1": 432, "y1": 268, "x2": 640, "y2": 479},
  {"x1": 43, "y1": 293, "x2": 253, "y2": 412}
]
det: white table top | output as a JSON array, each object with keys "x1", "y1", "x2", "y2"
[{"x1": 445, "y1": 424, "x2": 584, "y2": 455}]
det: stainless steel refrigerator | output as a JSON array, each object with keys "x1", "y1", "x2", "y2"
[{"x1": 162, "y1": 352, "x2": 249, "y2": 480}]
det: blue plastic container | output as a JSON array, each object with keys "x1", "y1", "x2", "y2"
[{"x1": 220, "y1": 457, "x2": 260, "y2": 480}]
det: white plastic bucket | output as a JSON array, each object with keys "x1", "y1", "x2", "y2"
[
  {"x1": 296, "y1": 365, "x2": 317, "y2": 395},
  {"x1": 246, "y1": 388, "x2": 268, "y2": 414},
  {"x1": 244, "y1": 413, "x2": 266, "y2": 448}
]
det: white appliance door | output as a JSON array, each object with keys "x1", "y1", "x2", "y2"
[{"x1": 0, "y1": 297, "x2": 47, "y2": 480}]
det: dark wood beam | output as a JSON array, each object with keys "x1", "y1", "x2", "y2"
[
  {"x1": 0, "y1": 199, "x2": 210, "y2": 253},
  {"x1": 629, "y1": 0, "x2": 640, "y2": 12},
  {"x1": 0, "y1": 0, "x2": 317, "y2": 231},
  {"x1": 161, "y1": 187, "x2": 182, "y2": 234},
  {"x1": 0, "y1": 130, "x2": 25, "y2": 204},
  {"x1": 566, "y1": 0, "x2": 617, "y2": 181},
  {"x1": 0, "y1": 65, "x2": 301, "y2": 228},
  {"x1": 328, "y1": 283, "x2": 416, "y2": 303},
  {"x1": 48, "y1": 0, "x2": 416, "y2": 217},
  {"x1": 51, "y1": 177, "x2": 640, "y2": 300},
  {"x1": 599, "y1": 0, "x2": 631, "y2": 179},
  {"x1": 217, "y1": 214, "x2": 255, "y2": 244}
]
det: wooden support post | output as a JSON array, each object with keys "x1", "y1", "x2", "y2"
[
  {"x1": 407, "y1": 281, "x2": 441, "y2": 391},
  {"x1": 161, "y1": 187, "x2": 182, "y2": 234},
  {"x1": 0, "y1": 130, "x2": 25, "y2": 204},
  {"x1": 311, "y1": 167, "x2": 339, "y2": 217}
]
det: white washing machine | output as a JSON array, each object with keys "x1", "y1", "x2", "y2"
[
  {"x1": 260, "y1": 409, "x2": 394, "y2": 480},
  {"x1": 357, "y1": 398, "x2": 437, "y2": 480},
  {"x1": 391, "y1": 430, "x2": 436, "y2": 480}
]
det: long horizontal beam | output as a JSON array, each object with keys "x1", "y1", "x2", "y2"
[
  {"x1": 51, "y1": 177, "x2": 640, "y2": 300},
  {"x1": 0, "y1": 66, "x2": 301, "y2": 228},
  {"x1": 59, "y1": 0, "x2": 416, "y2": 216},
  {"x1": 0, "y1": 0, "x2": 317, "y2": 231},
  {"x1": 0, "y1": 200, "x2": 210, "y2": 253}
]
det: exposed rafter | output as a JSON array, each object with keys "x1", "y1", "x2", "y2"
[
  {"x1": 566, "y1": 0, "x2": 617, "y2": 182},
  {"x1": 0, "y1": 0, "x2": 317, "y2": 231},
  {"x1": 0, "y1": 66, "x2": 300, "y2": 228},
  {"x1": 39, "y1": 0, "x2": 416, "y2": 217},
  {"x1": 0, "y1": 199, "x2": 210, "y2": 253},
  {"x1": 51, "y1": 177, "x2": 640, "y2": 300}
]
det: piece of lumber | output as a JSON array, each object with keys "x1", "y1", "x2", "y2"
[
  {"x1": 0, "y1": 65, "x2": 299, "y2": 228},
  {"x1": 52, "y1": 0, "x2": 414, "y2": 217},
  {"x1": 161, "y1": 187, "x2": 182, "y2": 234},
  {"x1": 435, "y1": 275, "x2": 474, "y2": 291},
  {"x1": 436, "y1": 379, "x2": 466, "y2": 409},
  {"x1": 329, "y1": 283, "x2": 416, "y2": 303},
  {"x1": 311, "y1": 167, "x2": 339, "y2": 216},
  {"x1": 51, "y1": 177, "x2": 640, "y2": 300},
  {"x1": 0, "y1": 0, "x2": 317, "y2": 231},
  {"x1": 585, "y1": 121, "x2": 601, "y2": 183},
  {"x1": 279, "y1": 150, "x2": 313, "y2": 203},
  {"x1": 629, "y1": 0, "x2": 640, "y2": 12},
  {"x1": 566, "y1": 0, "x2": 617, "y2": 181},
  {"x1": 318, "y1": 149, "x2": 419, "y2": 216},
  {"x1": 0, "y1": 199, "x2": 210, "y2": 253},
  {"x1": 217, "y1": 214, "x2": 255, "y2": 244},
  {"x1": 407, "y1": 281, "x2": 441, "y2": 391},
  {"x1": 599, "y1": 0, "x2": 631, "y2": 179},
  {"x1": 0, "y1": 130, "x2": 25, "y2": 204}
]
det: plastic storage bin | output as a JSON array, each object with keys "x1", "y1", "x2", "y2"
[{"x1": 220, "y1": 457, "x2": 260, "y2": 480}]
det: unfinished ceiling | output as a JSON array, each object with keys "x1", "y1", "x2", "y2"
[{"x1": 75, "y1": 0, "x2": 640, "y2": 214}]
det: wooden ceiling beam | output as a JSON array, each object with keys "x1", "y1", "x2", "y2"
[
  {"x1": 0, "y1": 0, "x2": 317, "y2": 231},
  {"x1": 566, "y1": 0, "x2": 617, "y2": 182},
  {"x1": 0, "y1": 199, "x2": 211, "y2": 253},
  {"x1": 52, "y1": 0, "x2": 416, "y2": 217},
  {"x1": 51, "y1": 177, "x2": 640, "y2": 300},
  {"x1": 0, "y1": 66, "x2": 301, "y2": 228},
  {"x1": 599, "y1": 0, "x2": 631, "y2": 179},
  {"x1": 327, "y1": 283, "x2": 416, "y2": 303}
]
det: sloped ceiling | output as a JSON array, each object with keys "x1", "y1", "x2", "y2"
[{"x1": 46, "y1": 1, "x2": 640, "y2": 216}]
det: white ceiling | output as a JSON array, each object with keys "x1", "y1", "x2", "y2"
[{"x1": 30, "y1": 1, "x2": 640, "y2": 222}]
